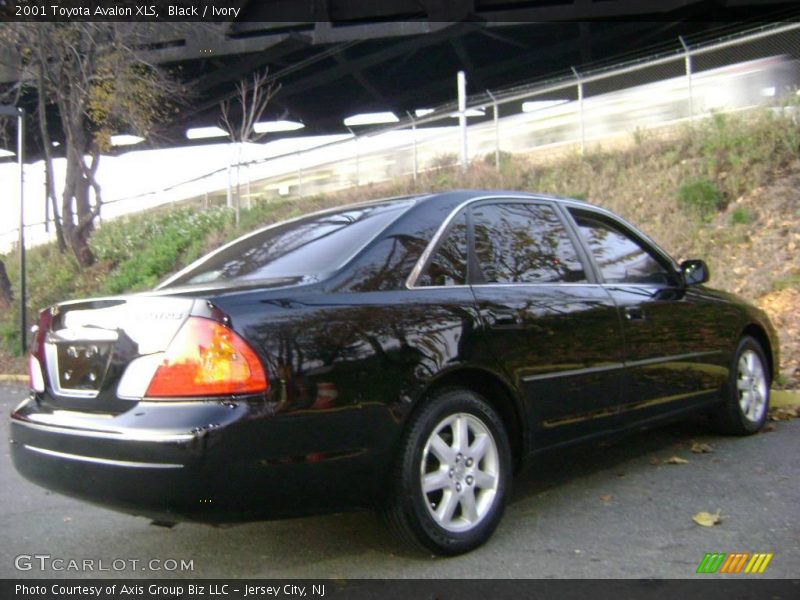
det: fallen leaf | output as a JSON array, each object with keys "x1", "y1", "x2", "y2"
[
  {"x1": 768, "y1": 407, "x2": 800, "y2": 421},
  {"x1": 63, "y1": 516, "x2": 72, "y2": 523},
  {"x1": 693, "y1": 509, "x2": 722, "y2": 527},
  {"x1": 665, "y1": 456, "x2": 689, "y2": 465},
  {"x1": 762, "y1": 424, "x2": 776, "y2": 433},
  {"x1": 690, "y1": 442, "x2": 714, "y2": 454},
  {"x1": 600, "y1": 494, "x2": 612, "y2": 503}
]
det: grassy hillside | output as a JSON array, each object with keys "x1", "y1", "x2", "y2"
[{"x1": 1, "y1": 108, "x2": 798, "y2": 386}]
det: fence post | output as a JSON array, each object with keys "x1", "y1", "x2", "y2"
[
  {"x1": 234, "y1": 142, "x2": 241, "y2": 228},
  {"x1": 226, "y1": 147, "x2": 233, "y2": 209},
  {"x1": 296, "y1": 152, "x2": 303, "y2": 197},
  {"x1": 486, "y1": 89, "x2": 500, "y2": 171},
  {"x1": 356, "y1": 138, "x2": 360, "y2": 186},
  {"x1": 246, "y1": 164, "x2": 251, "y2": 209},
  {"x1": 679, "y1": 36, "x2": 694, "y2": 122},
  {"x1": 571, "y1": 66, "x2": 585, "y2": 156},
  {"x1": 347, "y1": 127, "x2": 360, "y2": 186},
  {"x1": 406, "y1": 111, "x2": 418, "y2": 183},
  {"x1": 457, "y1": 70, "x2": 468, "y2": 172}
]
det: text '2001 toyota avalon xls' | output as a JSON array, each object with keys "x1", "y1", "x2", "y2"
[{"x1": 10, "y1": 190, "x2": 778, "y2": 555}]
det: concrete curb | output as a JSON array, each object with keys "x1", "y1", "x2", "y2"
[
  {"x1": 771, "y1": 389, "x2": 800, "y2": 408},
  {"x1": 0, "y1": 374, "x2": 27, "y2": 383}
]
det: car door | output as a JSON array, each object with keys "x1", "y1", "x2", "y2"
[
  {"x1": 565, "y1": 207, "x2": 729, "y2": 425},
  {"x1": 468, "y1": 200, "x2": 625, "y2": 449}
]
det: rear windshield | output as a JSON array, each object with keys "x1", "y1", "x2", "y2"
[{"x1": 160, "y1": 199, "x2": 415, "y2": 289}]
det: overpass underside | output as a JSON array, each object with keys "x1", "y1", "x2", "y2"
[{"x1": 1, "y1": 0, "x2": 798, "y2": 157}]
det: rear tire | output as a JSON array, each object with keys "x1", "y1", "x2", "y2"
[
  {"x1": 713, "y1": 336, "x2": 770, "y2": 435},
  {"x1": 383, "y1": 388, "x2": 512, "y2": 555}
]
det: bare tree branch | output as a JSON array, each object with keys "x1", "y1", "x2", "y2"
[
  {"x1": 219, "y1": 67, "x2": 281, "y2": 227},
  {"x1": 220, "y1": 68, "x2": 281, "y2": 144}
]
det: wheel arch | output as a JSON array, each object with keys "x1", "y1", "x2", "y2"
[
  {"x1": 741, "y1": 323, "x2": 776, "y2": 383},
  {"x1": 417, "y1": 366, "x2": 526, "y2": 468}
]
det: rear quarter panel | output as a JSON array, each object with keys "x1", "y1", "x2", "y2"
[{"x1": 208, "y1": 285, "x2": 498, "y2": 504}]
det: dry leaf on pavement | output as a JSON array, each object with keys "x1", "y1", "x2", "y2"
[
  {"x1": 692, "y1": 509, "x2": 722, "y2": 527},
  {"x1": 665, "y1": 456, "x2": 689, "y2": 465},
  {"x1": 690, "y1": 442, "x2": 714, "y2": 454},
  {"x1": 769, "y1": 406, "x2": 800, "y2": 421}
]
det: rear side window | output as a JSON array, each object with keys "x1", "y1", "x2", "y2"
[
  {"x1": 570, "y1": 210, "x2": 675, "y2": 285},
  {"x1": 417, "y1": 212, "x2": 468, "y2": 287},
  {"x1": 472, "y1": 203, "x2": 586, "y2": 284},
  {"x1": 162, "y1": 200, "x2": 414, "y2": 288}
]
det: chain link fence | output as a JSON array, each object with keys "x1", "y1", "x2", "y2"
[{"x1": 3, "y1": 22, "x2": 800, "y2": 252}]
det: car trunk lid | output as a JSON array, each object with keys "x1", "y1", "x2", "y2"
[{"x1": 33, "y1": 295, "x2": 200, "y2": 414}]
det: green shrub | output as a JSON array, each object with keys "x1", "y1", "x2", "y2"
[
  {"x1": 676, "y1": 177, "x2": 725, "y2": 221},
  {"x1": 429, "y1": 153, "x2": 459, "y2": 170},
  {"x1": 95, "y1": 207, "x2": 231, "y2": 294},
  {"x1": 771, "y1": 272, "x2": 800, "y2": 292},
  {"x1": 483, "y1": 150, "x2": 514, "y2": 167},
  {"x1": 728, "y1": 207, "x2": 754, "y2": 226},
  {"x1": 632, "y1": 127, "x2": 650, "y2": 146},
  {"x1": 91, "y1": 206, "x2": 230, "y2": 265},
  {"x1": 693, "y1": 109, "x2": 800, "y2": 200},
  {"x1": 0, "y1": 319, "x2": 19, "y2": 350}
]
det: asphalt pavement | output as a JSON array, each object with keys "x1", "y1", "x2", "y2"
[{"x1": 1, "y1": 382, "x2": 798, "y2": 579}]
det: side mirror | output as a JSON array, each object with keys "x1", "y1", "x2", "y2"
[{"x1": 680, "y1": 259, "x2": 709, "y2": 286}]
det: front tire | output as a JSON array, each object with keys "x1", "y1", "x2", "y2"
[
  {"x1": 383, "y1": 388, "x2": 512, "y2": 555},
  {"x1": 713, "y1": 336, "x2": 770, "y2": 435}
]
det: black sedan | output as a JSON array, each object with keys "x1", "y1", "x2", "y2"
[{"x1": 9, "y1": 190, "x2": 778, "y2": 555}]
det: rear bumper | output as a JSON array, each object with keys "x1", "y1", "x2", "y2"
[{"x1": 9, "y1": 396, "x2": 395, "y2": 523}]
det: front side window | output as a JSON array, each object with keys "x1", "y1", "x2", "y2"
[
  {"x1": 570, "y1": 210, "x2": 675, "y2": 285},
  {"x1": 472, "y1": 202, "x2": 586, "y2": 284}
]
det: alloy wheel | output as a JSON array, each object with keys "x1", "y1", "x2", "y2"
[
  {"x1": 737, "y1": 349, "x2": 768, "y2": 423},
  {"x1": 419, "y1": 412, "x2": 500, "y2": 532}
]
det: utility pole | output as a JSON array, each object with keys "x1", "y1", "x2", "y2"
[
  {"x1": 487, "y1": 89, "x2": 500, "y2": 171},
  {"x1": 571, "y1": 66, "x2": 585, "y2": 156},
  {"x1": 457, "y1": 71, "x2": 468, "y2": 172}
]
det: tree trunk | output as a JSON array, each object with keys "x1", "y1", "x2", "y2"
[
  {"x1": 72, "y1": 167, "x2": 96, "y2": 266},
  {"x1": 60, "y1": 107, "x2": 97, "y2": 268},
  {"x1": 62, "y1": 162, "x2": 96, "y2": 268},
  {"x1": 46, "y1": 163, "x2": 67, "y2": 253},
  {"x1": 0, "y1": 259, "x2": 12, "y2": 310},
  {"x1": 35, "y1": 45, "x2": 66, "y2": 253}
]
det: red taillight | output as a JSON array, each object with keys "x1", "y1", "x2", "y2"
[{"x1": 145, "y1": 317, "x2": 268, "y2": 398}]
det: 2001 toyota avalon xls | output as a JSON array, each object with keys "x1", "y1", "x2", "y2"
[{"x1": 10, "y1": 190, "x2": 778, "y2": 555}]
